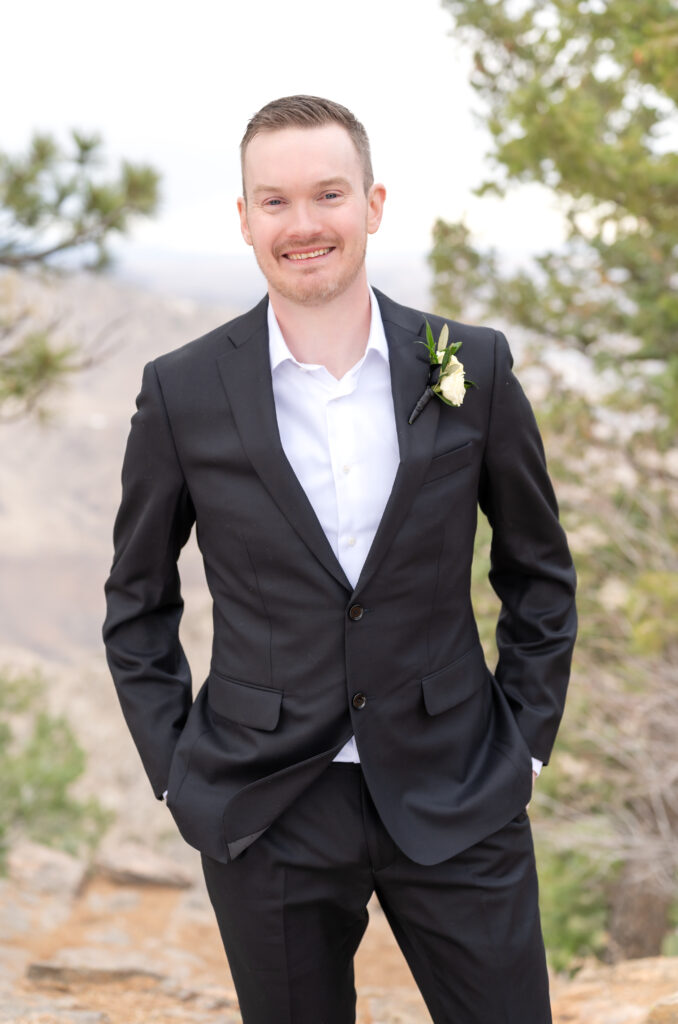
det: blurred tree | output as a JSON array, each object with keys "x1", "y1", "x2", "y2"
[
  {"x1": 436, "y1": 0, "x2": 678, "y2": 964},
  {"x1": 0, "y1": 130, "x2": 160, "y2": 418},
  {"x1": 434, "y1": 0, "x2": 678, "y2": 423},
  {"x1": 0, "y1": 130, "x2": 159, "y2": 270}
]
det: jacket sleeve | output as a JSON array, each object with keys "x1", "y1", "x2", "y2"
[
  {"x1": 103, "y1": 361, "x2": 196, "y2": 798},
  {"x1": 478, "y1": 330, "x2": 577, "y2": 764}
]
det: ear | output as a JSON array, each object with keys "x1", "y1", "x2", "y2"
[
  {"x1": 237, "y1": 196, "x2": 252, "y2": 246},
  {"x1": 366, "y1": 183, "x2": 386, "y2": 235}
]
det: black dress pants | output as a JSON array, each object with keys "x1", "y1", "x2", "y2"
[{"x1": 201, "y1": 764, "x2": 551, "y2": 1024}]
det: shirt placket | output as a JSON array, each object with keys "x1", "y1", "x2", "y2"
[{"x1": 325, "y1": 372, "x2": 363, "y2": 589}]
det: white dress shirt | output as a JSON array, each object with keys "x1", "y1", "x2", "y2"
[{"x1": 269, "y1": 288, "x2": 399, "y2": 762}]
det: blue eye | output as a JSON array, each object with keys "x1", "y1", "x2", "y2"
[{"x1": 323, "y1": 192, "x2": 339, "y2": 200}]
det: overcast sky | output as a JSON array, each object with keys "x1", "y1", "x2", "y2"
[{"x1": 4, "y1": 0, "x2": 566, "y2": 274}]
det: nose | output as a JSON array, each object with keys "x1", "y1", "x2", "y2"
[{"x1": 288, "y1": 199, "x2": 324, "y2": 239}]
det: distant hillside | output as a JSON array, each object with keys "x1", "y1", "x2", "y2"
[{"x1": 0, "y1": 271, "x2": 234, "y2": 671}]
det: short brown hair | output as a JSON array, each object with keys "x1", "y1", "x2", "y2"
[{"x1": 240, "y1": 95, "x2": 374, "y2": 196}]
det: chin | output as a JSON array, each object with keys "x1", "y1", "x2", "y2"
[
  {"x1": 283, "y1": 281, "x2": 345, "y2": 305},
  {"x1": 274, "y1": 264, "x2": 366, "y2": 307}
]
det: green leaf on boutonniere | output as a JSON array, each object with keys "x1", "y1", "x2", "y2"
[{"x1": 424, "y1": 319, "x2": 437, "y2": 361}]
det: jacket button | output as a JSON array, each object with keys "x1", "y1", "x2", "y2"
[
  {"x1": 352, "y1": 692, "x2": 367, "y2": 709},
  {"x1": 348, "y1": 603, "x2": 364, "y2": 621}
]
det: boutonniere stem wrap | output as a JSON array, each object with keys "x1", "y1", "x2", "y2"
[{"x1": 408, "y1": 320, "x2": 477, "y2": 424}]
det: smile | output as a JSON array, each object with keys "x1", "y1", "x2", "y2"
[{"x1": 284, "y1": 248, "x2": 333, "y2": 261}]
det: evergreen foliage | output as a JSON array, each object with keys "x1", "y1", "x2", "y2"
[
  {"x1": 0, "y1": 131, "x2": 160, "y2": 419},
  {"x1": 439, "y1": 0, "x2": 678, "y2": 965},
  {"x1": 0, "y1": 130, "x2": 159, "y2": 270},
  {"x1": 435, "y1": 0, "x2": 678, "y2": 421}
]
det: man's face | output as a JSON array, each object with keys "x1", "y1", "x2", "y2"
[{"x1": 238, "y1": 124, "x2": 385, "y2": 306}]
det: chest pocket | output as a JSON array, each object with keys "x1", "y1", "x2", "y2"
[{"x1": 422, "y1": 441, "x2": 473, "y2": 484}]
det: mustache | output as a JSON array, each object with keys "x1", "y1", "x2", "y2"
[{"x1": 275, "y1": 236, "x2": 339, "y2": 258}]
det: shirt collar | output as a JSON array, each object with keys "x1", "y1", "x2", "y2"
[{"x1": 268, "y1": 286, "x2": 389, "y2": 375}]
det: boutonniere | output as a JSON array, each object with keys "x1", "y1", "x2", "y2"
[{"x1": 408, "y1": 320, "x2": 477, "y2": 424}]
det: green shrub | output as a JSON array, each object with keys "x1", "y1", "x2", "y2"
[
  {"x1": 0, "y1": 666, "x2": 110, "y2": 867},
  {"x1": 536, "y1": 841, "x2": 614, "y2": 973}
]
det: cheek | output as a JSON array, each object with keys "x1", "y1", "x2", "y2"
[
  {"x1": 248, "y1": 221, "x2": 275, "y2": 253},
  {"x1": 338, "y1": 212, "x2": 367, "y2": 244}
]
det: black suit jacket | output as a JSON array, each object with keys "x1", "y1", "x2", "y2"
[{"x1": 103, "y1": 289, "x2": 577, "y2": 864}]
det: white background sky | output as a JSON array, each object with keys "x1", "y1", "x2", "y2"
[{"x1": 4, "y1": 0, "x2": 566, "y2": 278}]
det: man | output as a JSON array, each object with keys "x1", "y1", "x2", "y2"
[{"x1": 103, "y1": 95, "x2": 577, "y2": 1023}]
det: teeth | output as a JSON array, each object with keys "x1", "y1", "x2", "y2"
[{"x1": 287, "y1": 248, "x2": 331, "y2": 260}]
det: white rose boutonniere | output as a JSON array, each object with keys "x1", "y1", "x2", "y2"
[
  {"x1": 408, "y1": 320, "x2": 477, "y2": 424},
  {"x1": 437, "y1": 352, "x2": 466, "y2": 406}
]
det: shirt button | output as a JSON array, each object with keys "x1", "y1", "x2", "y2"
[
  {"x1": 348, "y1": 604, "x2": 364, "y2": 621},
  {"x1": 346, "y1": 536, "x2": 356, "y2": 547},
  {"x1": 352, "y1": 692, "x2": 367, "y2": 709},
  {"x1": 342, "y1": 464, "x2": 351, "y2": 474}
]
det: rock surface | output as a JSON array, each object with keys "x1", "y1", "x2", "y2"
[
  {"x1": 647, "y1": 992, "x2": 678, "y2": 1023},
  {"x1": 94, "y1": 841, "x2": 194, "y2": 889},
  {"x1": 3, "y1": 848, "x2": 678, "y2": 1023},
  {"x1": 7, "y1": 842, "x2": 89, "y2": 898}
]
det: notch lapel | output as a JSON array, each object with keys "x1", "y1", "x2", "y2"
[
  {"x1": 216, "y1": 299, "x2": 352, "y2": 593},
  {"x1": 353, "y1": 291, "x2": 441, "y2": 595}
]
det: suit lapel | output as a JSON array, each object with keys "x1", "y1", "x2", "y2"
[
  {"x1": 216, "y1": 290, "x2": 442, "y2": 598},
  {"x1": 216, "y1": 298, "x2": 352, "y2": 593},
  {"x1": 353, "y1": 290, "x2": 441, "y2": 595}
]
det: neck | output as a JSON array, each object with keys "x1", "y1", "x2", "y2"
[{"x1": 269, "y1": 271, "x2": 372, "y2": 380}]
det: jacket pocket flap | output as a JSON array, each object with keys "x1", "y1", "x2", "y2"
[
  {"x1": 421, "y1": 643, "x2": 487, "y2": 716},
  {"x1": 208, "y1": 673, "x2": 282, "y2": 731},
  {"x1": 423, "y1": 441, "x2": 473, "y2": 484}
]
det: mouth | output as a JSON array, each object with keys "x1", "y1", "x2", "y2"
[{"x1": 283, "y1": 247, "x2": 335, "y2": 262}]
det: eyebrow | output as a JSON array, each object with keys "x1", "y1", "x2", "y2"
[
  {"x1": 315, "y1": 177, "x2": 352, "y2": 191},
  {"x1": 251, "y1": 177, "x2": 353, "y2": 197}
]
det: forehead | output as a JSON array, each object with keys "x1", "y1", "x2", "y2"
[{"x1": 242, "y1": 124, "x2": 362, "y2": 192}]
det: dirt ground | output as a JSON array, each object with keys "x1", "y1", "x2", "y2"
[{"x1": 6, "y1": 872, "x2": 678, "y2": 1024}]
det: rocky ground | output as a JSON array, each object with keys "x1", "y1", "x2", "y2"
[
  {"x1": 4, "y1": 839, "x2": 678, "y2": 1024},
  {"x1": 0, "y1": 838, "x2": 425, "y2": 1024}
]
